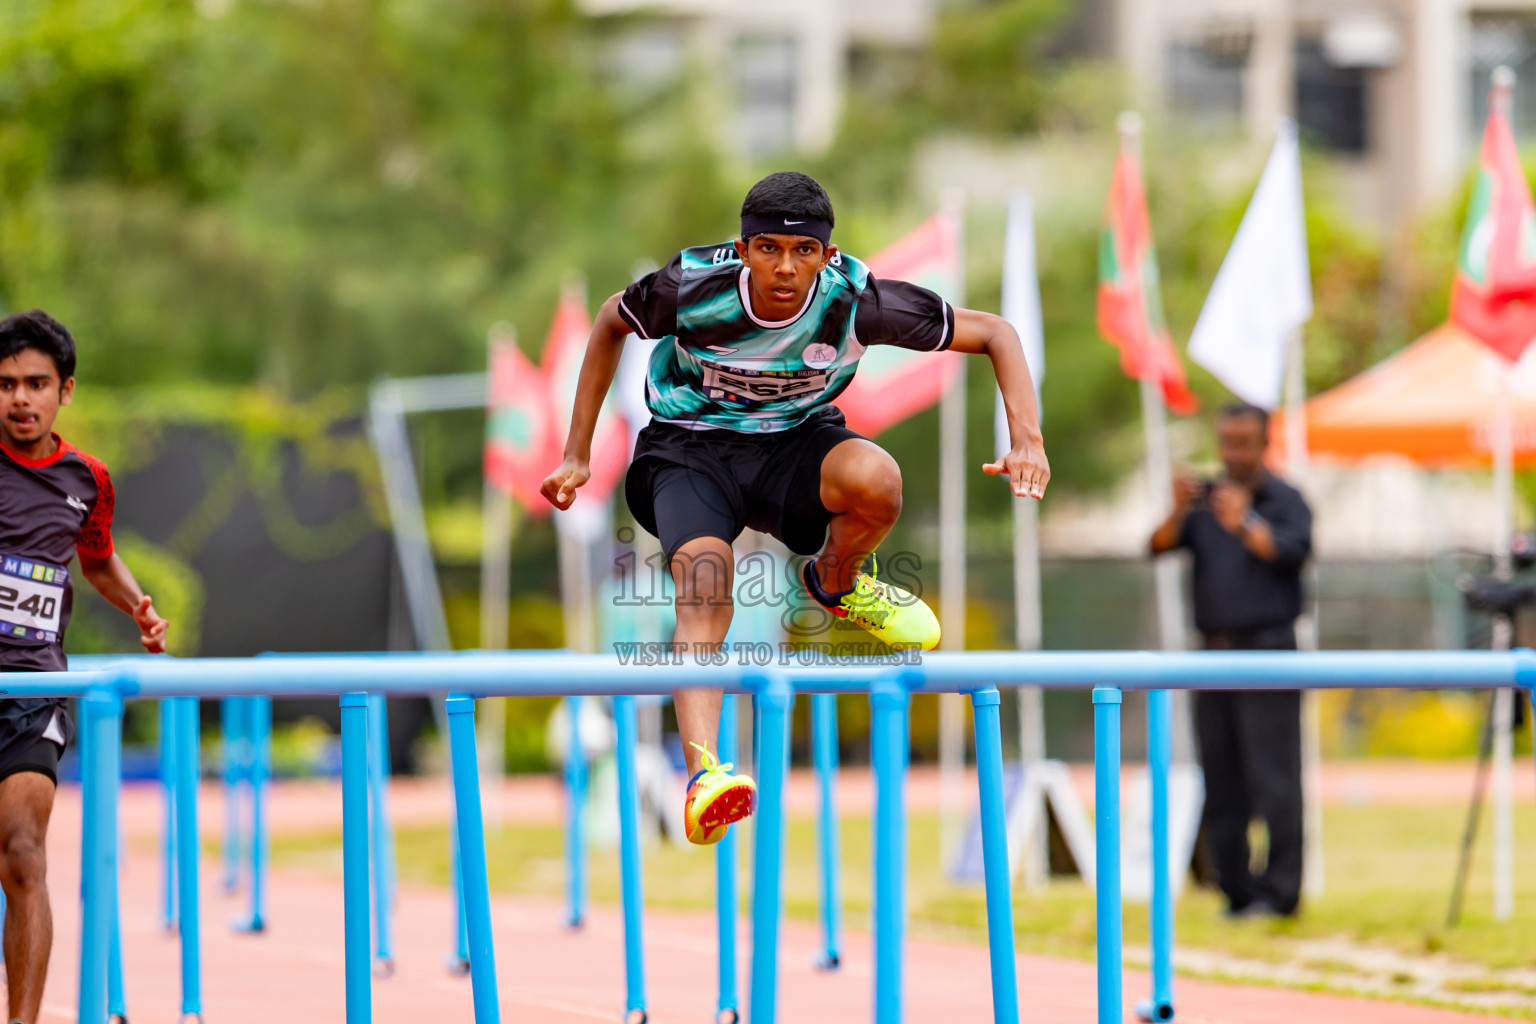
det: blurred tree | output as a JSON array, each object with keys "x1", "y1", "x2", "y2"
[
  {"x1": 0, "y1": 0, "x2": 731, "y2": 394},
  {"x1": 0, "y1": 0, "x2": 1486, "y2": 508},
  {"x1": 927, "y1": 0, "x2": 1072, "y2": 136}
]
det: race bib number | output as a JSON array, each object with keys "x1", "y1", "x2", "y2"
[
  {"x1": 700, "y1": 360, "x2": 830, "y2": 404},
  {"x1": 0, "y1": 554, "x2": 68, "y2": 643}
]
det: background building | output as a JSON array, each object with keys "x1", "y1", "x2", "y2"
[
  {"x1": 1119, "y1": 0, "x2": 1536, "y2": 224},
  {"x1": 580, "y1": 0, "x2": 939, "y2": 157}
]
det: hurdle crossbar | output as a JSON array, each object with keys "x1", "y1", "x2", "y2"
[{"x1": 33, "y1": 648, "x2": 1536, "y2": 1024}]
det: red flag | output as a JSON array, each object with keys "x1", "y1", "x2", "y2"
[
  {"x1": 484, "y1": 329, "x2": 558, "y2": 517},
  {"x1": 542, "y1": 287, "x2": 629, "y2": 503},
  {"x1": 1097, "y1": 145, "x2": 1198, "y2": 415},
  {"x1": 837, "y1": 213, "x2": 965, "y2": 437},
  {"x1": 1450, "y1": 81, "x2": 1536, "y2": 362}
]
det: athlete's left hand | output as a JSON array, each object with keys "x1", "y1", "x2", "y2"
[
  {"x1": 983, "y1": 443, "x2": 1051, "y2": 500},
  {"x1": 134, "y1": 595, "x2": 168, "y2": 654}
]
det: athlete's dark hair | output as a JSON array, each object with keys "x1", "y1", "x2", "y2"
[
  {"x1": 1219, "y1": 400, "x2": 1268, "y2": 437},
  {"x1": 0, "y1": 310, "x2": 77, "y2": 382},
  {"x1": 740, "y1": 172, "x2": 835, "y2": 230}
]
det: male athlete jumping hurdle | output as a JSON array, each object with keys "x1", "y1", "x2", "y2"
[{"x1": 543, "y1": 172, "x2": 1048, "y2": 845}]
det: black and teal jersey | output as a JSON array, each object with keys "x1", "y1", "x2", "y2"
[{"x1": 618, "y1": 241, "x2": 954, "y2": 432}]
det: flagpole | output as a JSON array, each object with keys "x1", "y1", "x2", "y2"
[
  {"x1": 995, "y1": 375, "x2": 1047, "y2": 888},
  {"x1": 938, "y1": 187, "x2": 969, "y2": 872},
  {"x1": 1117, "y1": 113, "x2": 1187, "y2": 659},
  {"x1": 998, "y1": 189, "x2": 1049, "y2": 889},
  {"x1": 1492, "y1": 360, "x2": 1516, "y2": 923},
  {"x1": 1123, "y1": 114, "x2": 1187, "y2": 1024},
  {"x1": 1487, "y1": 64, "x2": 1518, "y2": 924},
  {"x1": 1285, "y1": 327, "x2": 1326, "y2": 899},
  {"x1": 553, "y1": 273, "x2": 603, "y2": 663},
  {"x1": 1138, "y1": 376, "x2": 1185, "y2": 656},
  {"x1": 479, "y1": 324, "x2": 516, "y2": 831}
]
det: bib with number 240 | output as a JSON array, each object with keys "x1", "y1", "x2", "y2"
[{"x1": 0, "y1": 554, "x2": 68, "y2": 644}]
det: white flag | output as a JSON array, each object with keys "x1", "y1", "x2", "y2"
[
  {"x1": 1187, "y1": 118, "x2": 1312, "y2": 410},
  {"x1": 996, "y1": 191, "x2": 1045, "y2": 456}
]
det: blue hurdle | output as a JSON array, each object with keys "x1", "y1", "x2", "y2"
[
  {"x1": 716, "y1": 692, "x2": 741, "y2": 1024},
  {"x1": 159, "y1": 697, "x2": 177, "y2": 933},
  {"x1": 563, "y1": 695, "x2": 588, "y2": 931},
  {"x1": 173, "y1": 695, "x2": 203, "y2": 1021},
  {"x1": 366, "y1": 692, "x2": 395, "y2": 973},
  {"x1": 1138, "y1": 688, "x2": 1175, "y2": 1022},
  {"x1": 247, "y1": 694, "x2": 272, "y2": 934},
  {"x1": 614, "y1": 694, "x2": 649, "y2": 1023},
  {"x1": 812, "y1": 691, "x2": 842, "y2": 972},
  {"x1": 445, "y1": 693, "x2": 501, "y2": 1023},
  {"x1": 221, "y1": 697, "x2": 243, "y2": 895},
  {"x1": 218, "y1": 694, "x2": 272, "y2": 934},
  {"x1": 28, "y1": 648, "x2": 1536, "y2": 1024}
]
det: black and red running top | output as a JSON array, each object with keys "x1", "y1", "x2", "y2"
[{"x1": 0, "y1": 435, "x2": 114, "y2": 670}]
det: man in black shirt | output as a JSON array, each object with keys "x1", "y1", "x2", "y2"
[{"x1": 1150, "y1": 402, "x2": 1313, "y2": 918}]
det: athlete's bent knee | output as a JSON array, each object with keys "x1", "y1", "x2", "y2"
[
  {"x1": 675, "y1": 597, "x2": 734, "y2": 641},
  {"x1": 672, "y1": 546, "x2": 733, "y2": 607},
  {"x1": 2, "y1": 833, "x2": 48, "y2": 893},
  {"x1": 845, "y1": 460, "x2": 902, "y2": 523}
]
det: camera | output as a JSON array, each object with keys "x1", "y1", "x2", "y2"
[{"x1": 1457, "y1": 575, "x2": 1536, "y2": 616}]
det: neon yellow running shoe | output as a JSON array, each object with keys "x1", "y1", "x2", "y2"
[
  {"x1": 804, "y1": 556, "x2": 942, "y2": 652},
  {"x1": 683, "y1": 743, "x2": 757, "y2": 846}
]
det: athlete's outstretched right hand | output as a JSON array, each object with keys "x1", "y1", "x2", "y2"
[{"x1": 541, "y1": 458, "x2": 591, "y2": 510}]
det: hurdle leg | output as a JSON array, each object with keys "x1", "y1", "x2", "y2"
[
  {"x1": 160, "y1": 698, "x2": 178, "y2": 932},
  {"x1": 1094, "y1": 687, "x2": 1124, "y2": 1024},
  {"x1": 972, "y1": 687, "x2": 1020, "y2": 1024},
  {"x1": 748, "y1": 675, "x2": 792, "y2": 1024},
  {"x1": 109, "y1": 858, "x2": 127, "y2": 1023},
  {"x1": 220, "y1": 698, "x2": 242, "y2": 894},
  {"x1": 811, "y1": 692, "x2": 841, "y2": 971},
  {"x1": 715, "y1": 692, "x2": 740, "y2": 1024},
  {"x1": 564, "y1": 696, "x2": 587, "y2": 930},
  {"x1": 110, "y1": 714, "x2": 129, "y2": 1024},
  {"x1": 341, "y1": 693, "x2": 373, "y2": 1023},
  {"x1": 870, "y1": 675, "x2": 910, "y2": 1024},
  {"x1": 248, "y1": 695, "x2": 271, "y2": 932},
  {"x1": 445, "y1": 694, "x2": 470, "y2": 975},
  {"x1": 447, "y1": 695, "x2": 502, "y2": 1023},
  {"x1": 614, "y1": 695, "x2": 648, "y2": 1023},
  {"x1": 78, "y1": 688, "x2": 123, "y2": 1024},
  {"x1": 448, "y1": 818, "x2": 471, "y2": 975},
  {"x1": 367, "y1": 692, "x2": 395, "y2": 974},
  {"x1": 174, "y1": 696, "x2": 204, "y2": 1021},
  {"x1": 1137, "y1": 689, "x2": 1175, "y2": 1023},
  {"x1": 376, "y1": 695, "x2": 398, "y2": 910}
]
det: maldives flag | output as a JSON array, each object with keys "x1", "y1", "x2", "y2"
[
  {"x1": 542, "y1": 286, "x2": 630, "y2": 502},
  {"x1": 1097, "y1": 146, "x2": 1198, "y2": 415},
  {"x1": 484, "y1": 325, "x2": 559, "y2": 516},
  {"x1": 836, "y1": 212, "x2": 965, "y2": 437},
  {"x1": 1450, "y1": 84, "x2": 1536, "y2": 362}
]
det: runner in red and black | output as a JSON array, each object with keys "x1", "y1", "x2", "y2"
[{"x1": 0, "y1": 310, "x2": 168, "y2": 1024}]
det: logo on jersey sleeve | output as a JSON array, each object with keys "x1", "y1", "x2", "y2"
[{"x1": 66, "y1": 494, "x2": 88, "y2": 512}]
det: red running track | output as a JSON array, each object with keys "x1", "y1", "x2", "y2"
[{"x1": 7, "y1": 784, "x2": 1508, "y2": 1023}]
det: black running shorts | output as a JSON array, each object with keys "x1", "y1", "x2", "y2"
[
  {"x1": 0, "y1": 667, "x2": 67, "y2": 786},
  {"x1": 625, "y1": 406, "x2": 865, "y2": 563}
]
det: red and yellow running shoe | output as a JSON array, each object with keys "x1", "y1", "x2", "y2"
[{"x1": 683, "y1": 743, "x2": 757, "y2": 846}]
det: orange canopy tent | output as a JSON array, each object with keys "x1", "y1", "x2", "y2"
[{"x1": 1273, "y1": 322, "x2": 1536, "y2": 468}]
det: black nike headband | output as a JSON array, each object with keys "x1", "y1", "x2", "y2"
[{"x1": 740, "y1": 212, "x2": 833, "y2": 246}]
